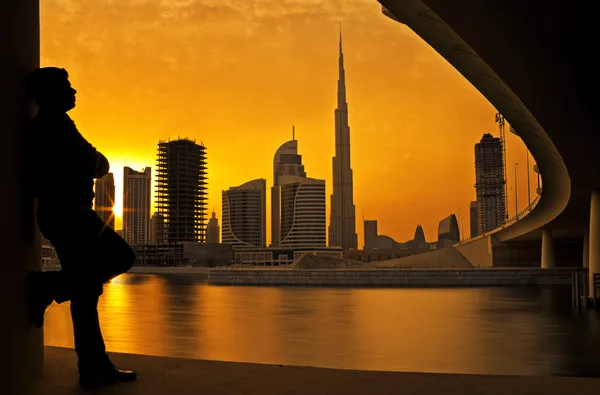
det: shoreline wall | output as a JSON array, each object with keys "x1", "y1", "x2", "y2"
[
  {"x1": 207, "y1": 268, "x2": 585, "y2": 287},
  {"x1": 44, "y1": 265, "x2": 586, "y2": 287}
]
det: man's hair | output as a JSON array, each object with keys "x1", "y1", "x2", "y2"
[{"x1": 29, "y1": 67, "x2": 69, "y2": 99}]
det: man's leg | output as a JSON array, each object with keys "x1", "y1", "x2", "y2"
[
  {"x1": 69, "y1": 211, "x2": 136, "y2": 387},
  {"x1": 70, "y1": 291, "x2": 106, "y2": 373},
  {"x1": 33, "y1": 209, "x2": 137, "y2": 387},
  {"x1": 29, "y1": 209, "x2": 87, "y2": 328},
  {"x1": 71, "y1": 282, "x2": 137, "y2": 388}
]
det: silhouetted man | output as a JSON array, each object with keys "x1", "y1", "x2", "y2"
[{"x1": 27, "y1": 67, "x2": 137, "y2": 389}]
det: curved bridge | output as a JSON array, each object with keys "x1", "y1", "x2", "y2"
[{"x1": 379, "y1": 0, "x2": 596, "y2": 282}]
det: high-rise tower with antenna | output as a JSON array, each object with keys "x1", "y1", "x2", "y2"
[
  {"x1": 328, "y1": 27, "x2": 357, "y2": 250},
  {"x1": 271, "y1": 127, "x2": 306, "y2": 246}
]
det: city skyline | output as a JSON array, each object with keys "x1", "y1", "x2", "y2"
[{"x1": 41, "y1": 0, "x2": 535, "y2": 246}]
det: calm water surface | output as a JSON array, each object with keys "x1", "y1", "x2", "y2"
[{"x1": 44, "y1": 274, "x2": 600, "y2": 377}]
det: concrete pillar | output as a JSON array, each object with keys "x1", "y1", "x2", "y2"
[
  {"x1": 583, "y1": 229, "x2": 590, "y2": 268},
  {"x1": 0, "y1": 1, "x2": 43, "y2": 394},
  {"x1": 541, "y1": 229, "x2": 555, "y2": 269},
  {"x1": 589, "y1": 191, "x2": 600, "y2": 298}
]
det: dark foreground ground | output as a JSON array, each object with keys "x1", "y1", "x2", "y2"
[{"x1": 26, "y1": 347, "x2": 600, "y2": 395}]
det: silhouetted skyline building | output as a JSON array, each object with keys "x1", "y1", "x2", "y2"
[
  {"x1": 41, "y1": 244, "x2": 59, "y2": 266},
  {"x1": 206, "y1": 210, "x2": 220, "y2": 244},
  {"x1": 41, "y1": 233, "x2": 52, "y2": 247},
  {"x1": 437, "y1": 214, "x2": 460, "y2": 248},
  {"x1": 123, "y1": 167, "x2": 151, "y2": 245},
  {"x1": 475, "y1": 133, "x2": 507, "y2": 234},
  {"x1": 364, "y1": 220, "x2": 378, "y2": 250},
  {"x1": 150, "y1": 212, "x2": 165, "y2": 244},
  {"x1": 94, "y1": 172, "x2": 115, "y2": 229},
  {"x1": 156, "y1": 138, "x2": 208, "y2": 243},
  {"x1": 363, "y1": 221, "x2": 430, "y2": 252},
  {"x1": 329, "y1": 30, "x2": 357, "y2": 250},
  {"x1": 280, "y1": 175, "x2": 326, "y2": 248},
  {"x1": 271, "y1": 129, "x2": 306, "y2": 247},
  {"x1": 469, "y1": 201, "x2": 479, "y2": 238},
  {"x1": 413, "y1": 225, "x2": 426, "y2": 245},
  {"x1": 222, "y1": 179, "x2": 266, "y2": 249},
  {"x1": 361, "y1": 215, "x2": 458, "y2": 253}
]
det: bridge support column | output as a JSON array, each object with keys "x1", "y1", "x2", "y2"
[
  {"x1": 541, "y1": 229, "x2": 555, "y2": 269},
  {"x1": 0, "y1": 0, "x2": 43, "y2": 393},
  {"x1": 589, "y1": 191, "x2": 600, "y2": 298}
]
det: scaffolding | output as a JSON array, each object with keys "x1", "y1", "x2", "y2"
[
  {"x1": 475, "y1": 133, "x2": 507, "y2": 234},
  {"x1": 156, "y1": 138, "x2": 208, "y2": 243}
]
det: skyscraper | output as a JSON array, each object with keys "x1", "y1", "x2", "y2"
[
  {"x1": 150, "y1": 212, "x2": 165, "y2": 244},
  {"x1": 363, "y1": 220, "x2": 378, "y2": 250},
  {"x1": 475, "y1": 133, "x2": 507, "y2": 234},
  {"x1": 279, "y1": 175, "x2": 326, "y2": 248},
  {"x1": 271, "y1": 128, "x2": 306, "y2": 247},
  {"x1": 123, "y1": 167, "x2": 151, "y2": 245},
  {"x1": 469, "y1": 201, "x2": 479, "y2": 238},
  {"x1": 94, "y1": 172, "x2": 115, "y2": 229},
  {"x1": 206, "y1": 210, "x2": 220, "y2": 244},
  {"x1": 222, "y1": 179, "x2": 266, "y2": 248},
  {"x1": 156, "y1": 138, "x2": 208, "y2": 243},
  {"x1": 329, "y1": 30, "x2": 357, "y2": 250}
]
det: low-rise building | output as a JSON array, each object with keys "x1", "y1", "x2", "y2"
[
  {"x1": 232, "y1": 246, "x2": 342, "y2": 266},
  {"x1": 132, "y1": 242, "x2": 233, "y2": 267}
]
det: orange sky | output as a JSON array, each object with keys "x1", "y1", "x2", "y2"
[{"x1": 41, "y1": 0, "x2": 536, "y2": 246}]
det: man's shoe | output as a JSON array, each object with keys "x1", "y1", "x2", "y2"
[
  {"x1": 27, "y1": 272, "x2": 53, "y2": 328},
  {"x1": 79, "y1": 365, "x2": 137, "y2": 389}
]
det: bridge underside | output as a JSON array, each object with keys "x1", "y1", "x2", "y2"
[{"x1": 379, "y1": 0, "x2": 596, "y2": 268}]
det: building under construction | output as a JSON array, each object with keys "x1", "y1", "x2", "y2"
[
  {"x1": 475, "y1": 133, "x2": 507, "y2": 234},
  {"x1": 156, "y1": 138, "x2": 208, "y2": 243}
]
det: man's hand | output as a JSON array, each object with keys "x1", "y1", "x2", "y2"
[{"x1": 95, "y1": 152, "x2": 110, "y2": 178}]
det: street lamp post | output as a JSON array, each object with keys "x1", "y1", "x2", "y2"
[
  {"x1": 457, "y1": 207, "x2": 461, "y2": 239},
  {"x1": 515, "y1": 162, "x2": 520, "y2": 218}
]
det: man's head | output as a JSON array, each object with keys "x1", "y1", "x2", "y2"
[{"x1": 29, "y1": 67, "x2": 76, "y2": 113}]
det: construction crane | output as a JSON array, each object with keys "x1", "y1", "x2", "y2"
[{"x1": 495, "y1": 113, "x2": 509, "y2": 222}]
